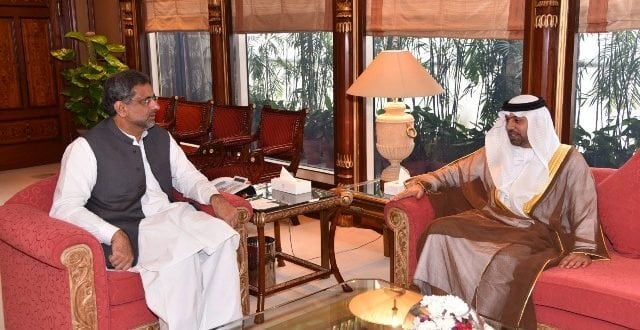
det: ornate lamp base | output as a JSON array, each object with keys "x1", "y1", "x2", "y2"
[{"x1": 376, "y1": 102, "x2": 416, "y2": 182}]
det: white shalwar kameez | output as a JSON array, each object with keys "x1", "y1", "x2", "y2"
[{"x1": 50, "y1": 131, "x2": 242, "y2": 330}]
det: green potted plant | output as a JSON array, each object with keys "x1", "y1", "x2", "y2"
[{"x1": 51, "y1": 31, "x2": 128, "y2": 129}]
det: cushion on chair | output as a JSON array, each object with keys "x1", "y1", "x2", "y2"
[
  {"x1": 533, "y1": 251, "x2": 640, "y2": 329},
  {"x1": 596, "y1": 151, "x2": 640, "y2": 258},
  {"x1": 106, "y1": 270, "x2": 147, "y2": 305},
  {"x1": 211, "y1": 106, "x2": 251, "y2": 139},
  {"x1": 259, "y1": 112, "x2": 299, "y2": 149}
]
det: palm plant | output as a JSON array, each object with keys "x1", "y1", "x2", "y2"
[
  {"x1": 51, "y1": 31, "x2": 128, "y2": 129},
  {"x1": 575, "y1": 30, "x2": 640, "y2": 167},
  {"x1": 373, "y1": 36, "x2": 522, "y2": 167}
]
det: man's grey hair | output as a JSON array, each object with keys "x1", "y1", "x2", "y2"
[{"x1": 103, "y1": 70, "x2": 152, "y2": 116}]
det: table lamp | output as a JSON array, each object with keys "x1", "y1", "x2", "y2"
[
  {"x1": 348, "y1": 287, "x2": 422, "y2": 328},
  {"x1": 347, "y1": 50, "x2": 444, "y2": 182}
]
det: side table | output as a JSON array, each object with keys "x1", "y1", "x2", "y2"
[
  {"x1": 247, "y1": 183, "x2": 353, "y2": 322},
  {"x1": 340, "y1": 179, "x2": 396, "y2": 282}
]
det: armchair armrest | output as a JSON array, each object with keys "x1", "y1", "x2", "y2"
[
  {"x1": 212, "y1": 135, "x2": 253, "y2": 148},
  {"x1": 0, "y1": 203, "x2": 110, "y2": 328},
  {"x1": 172, "y1": 130, "x2": 209, "y2": 143},
  {"x1": 384, "y1": 195, "x2": 436, "y2": 288},
  {"x1": 0, "y1": 204, "x2": 107, "y2": 271},
  {"x1": 384, "y1": 182, "x2": 477, "y2": 288}
]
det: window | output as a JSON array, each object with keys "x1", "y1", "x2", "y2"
[
  {"x1": 574, "y1": 31, "x2": 640, "y2": 168},
  {"x1": 245, "y1": 32, "x2": 334, "y2": 171},
  {"x1": 148, "y1": 32, "x2": 213, "y2": 102},
  {"x1": 372, "y1": 36, "x2": 523, "y2": 177}
]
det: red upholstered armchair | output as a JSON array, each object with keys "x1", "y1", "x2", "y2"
[{"x1": 0, "y1": 174, "x2": 252, "y2": 329}]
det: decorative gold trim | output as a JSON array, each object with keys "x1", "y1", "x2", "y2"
[
  {"x1": 336, "y1": 153, "x2": 354, "y2": 169},
  {"x1": 335, "y1": 0, "x2": 353, "y2": 33},
  {"x1": 336, "y1": 22, "x2": 352, "y2": 33},
  {"x1": 236, "y1": 207, "x2": 250, "y2": 315},
  {"x1": 208, "y1": 0, "x2": 223, "y2": 35},
  {"x1": 535, "y1": 14, "x2": 559, "y2": 28},
  {"x1": 60, "y1": 244, "x2": 97, "y2": 330},
  {"x1": 523, "y1": 145, "x2": 571, "y2": 214},
  {"x1": 131, "y1": 322, "x2": 160, "y2": 330},
  {"x1": 338, "y1": 190, "x2": 354, "y2": 207},
  {"x1": 119, "y1": 1, "x2": 134, "y2": 37},
  {"x1": 387, "y1": 208, "x2": 409, "y2": 288},
  {"x1": 536, "y1": 0, "x2": 559, "y2": 7}
]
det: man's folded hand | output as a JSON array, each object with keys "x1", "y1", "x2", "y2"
[
  {"x1": 210, "y1": 194, "x2": 239, "y2": 227},
  {"x1": 109, "y1": 230, "x2": 134, "y2": 270}
]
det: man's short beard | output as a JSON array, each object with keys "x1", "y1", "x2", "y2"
[{"x1": 509, "y1": 137, "x2": 522, "y2": 146}]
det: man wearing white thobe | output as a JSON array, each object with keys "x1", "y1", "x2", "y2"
[{"x1": 50, "y1": 70, "x2": 242, "y2": 329}]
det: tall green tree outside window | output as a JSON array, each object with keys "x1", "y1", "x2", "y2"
[
  {"x1": 574, "y1": 31, "x2": 640, "y2": 168},
  {"x1": 372, "y1": 37, "x2": 523, "y2": 177},
  {"x1": 246, "y1": 32, "x2": 334, "y2": 170}
]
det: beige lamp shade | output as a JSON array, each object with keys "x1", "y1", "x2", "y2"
[{"x1": 346, "y1": 50, "x2": 443, "y2": 98}]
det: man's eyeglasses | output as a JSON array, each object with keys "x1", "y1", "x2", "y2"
[{"x1": 127, "y1": 95, "x2": 158, "y2": 107}]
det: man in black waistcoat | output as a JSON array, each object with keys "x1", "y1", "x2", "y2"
[{"x1": 51, "y1": 69, "x2": 242, "y2": 329}]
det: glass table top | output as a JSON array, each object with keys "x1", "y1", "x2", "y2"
[
  {"x1": 247, "y1": 183, "x2": 336, "y2": 212},
  {"x1": 214, "y1": 278, "x2": 423, "y2": 330},
  {"x1": 342, "y1": 179, "x2": 394, "y2": 200}
]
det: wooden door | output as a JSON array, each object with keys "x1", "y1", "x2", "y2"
[{"x1": 0, "y1": 0, "x2": 73, "y2": 170}]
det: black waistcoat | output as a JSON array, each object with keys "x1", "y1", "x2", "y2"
[{"x1": 84, "y1": 118, "x2": 173, "y2": 267}]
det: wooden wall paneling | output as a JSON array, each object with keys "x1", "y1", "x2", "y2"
[
  {"x1": 0, "y1": 0, "x2": 72, "y2": 170},
  {"x1": 119, "y1": 0, "x2": 147, "y2": 71},
  {"x1": 209, "y1": 0, "x2": 233, "y2": 105},
  {"x1": 333, "y1": 0, "x2": 366, "y2": 185},
  {"x1": 22, "y1": 18, "x2": 58, "y2": 107},
  {"x1": 0, "y1": 19, "x2": 21, "y2": 109}
]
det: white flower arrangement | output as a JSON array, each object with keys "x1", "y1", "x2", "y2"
[{"x1": 412, "y1": 295, "x2": 478, "y2": 330}]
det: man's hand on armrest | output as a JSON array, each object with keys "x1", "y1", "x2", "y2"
[
  {"x1": 558, "y1": 251, "x2": 592, "y2": 269},
  {"x1": 391, "y1": 180, "x2": 431, "y2": 201},
  {"x1": 109, "y1": 230, "x2": 134, "y2": 270},
  {"x1": 210, "y1": 194, "x2": 239, "y2": 227}
]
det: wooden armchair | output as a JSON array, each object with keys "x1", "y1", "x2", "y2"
[
  {"x1": 172, "y1": 99, "x2": 213, "y2": 145},
  {"x1": 154, "y1": 96, "x2": 182, "y2": 130},
  {"x1": 246, "y1": 105, "x2": 307, "y2": 183},
  {"x1": 209, "y1": 103, "x2": 256, "y2": 157},
  {"x1": 0, "y1": 174, "x2": 252, "y2": 329},
  {"x1": 202, "y1": 105, "x2": 306, "y2": 185}
]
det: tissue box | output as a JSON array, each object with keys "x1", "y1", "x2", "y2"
[
  {"x1": 383, "y1": 181, "x2": 406, "y2": 196},
  {"x1": 270, "y1": 177, "x2": 312, "y2": 194},
  {"x1": 272, "y1": 190, "x2": 313, "y2": 205}
]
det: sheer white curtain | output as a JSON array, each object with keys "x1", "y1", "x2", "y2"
[{"x1": 153, "y1": 32, "x2": 212, "y2": 101}]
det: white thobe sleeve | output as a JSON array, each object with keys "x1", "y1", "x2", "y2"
[
  {"x1": 168, "y1": 135, "x2": 220, "y2": 205},
  {"x1": 49, "y1": 138, "x2": 121, "y2": 245}
]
